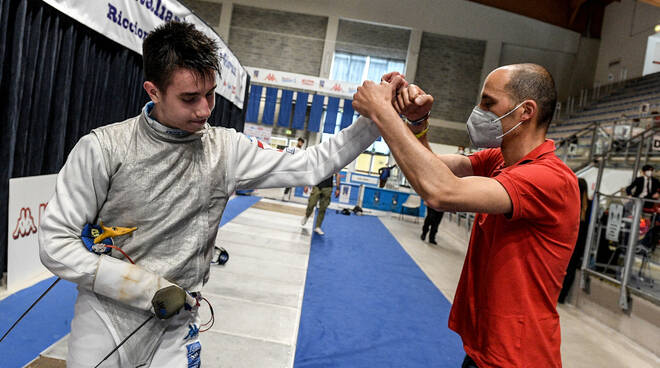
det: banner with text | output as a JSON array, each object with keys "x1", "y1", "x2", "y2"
[
  {"x1": 41, "y1": 0, "x2": 246, "y2": 109},
  {"x1": 7, "y1": 174, "x2": 58, "y2": 291},
  {"x1": 246, "y1": 66, "x2": 360, "y2": 99}
]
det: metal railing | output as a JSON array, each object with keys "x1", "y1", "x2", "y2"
[
  {"x1": 446, "y1": 212, "x2": 474, "y2": 231},
  {"x1": 555, "y1": 114, "x2": 660, "y2": 172},
  {"x1": 580, "y1": 193, "x2": 659, "y2": 309}
]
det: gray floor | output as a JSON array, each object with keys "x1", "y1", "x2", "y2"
[
  {"x1": 32, "y1": 192, "x2": 660, "y2": 367},
  {"x1": 380, "y1": 216, "x2": 660, "y2": 368}
]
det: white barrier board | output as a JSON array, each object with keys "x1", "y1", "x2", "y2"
[{"x1": 7, "y1": 174, "x2": 58, "y2": 290}]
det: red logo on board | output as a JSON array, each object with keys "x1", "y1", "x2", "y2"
[{"x1": 12, "y1": 207, "x2": 38, "y2": 239}]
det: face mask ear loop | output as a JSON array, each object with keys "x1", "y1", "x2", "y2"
[
  {"x1": 496, "y1": 120, "x2": 524, "y2": 139},
  {"x1": 492, "y1": 101, "x2": 526, "y2": 123}
]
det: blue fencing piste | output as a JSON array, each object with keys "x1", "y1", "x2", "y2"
[
  {"x1": 340, "y1": 99, "x2": 355, "y2": 130},
  {"x1": 277, "y1": 89, "x2": 294, "y2": 127},
  {"x1": 245, "y1": 85, "x2": 262, "y2": 123},
  {"x1": 308, "y1": 94, "x2": 325, "y2": 132},
  {"x1": 292, "y1": 92, "x2": 308, "y2": 130},
  {"x1": 323, "y1": 97, "x2": 340, "y2": 134},
  {"x1": 262, "y1": 87, "x2": 278, "y2": 125}
]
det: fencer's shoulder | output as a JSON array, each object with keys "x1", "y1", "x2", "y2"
[{"x1": 91, "y1": 115, "x2": 139, "y2": 135}]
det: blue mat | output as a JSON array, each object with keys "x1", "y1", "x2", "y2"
[
  {"x1": 0, "y1": 277, "x2": 77, "y2": 368},
  {"x1": 0, "y1": 195, "x2": 260, "y2": 367},
  {"x1": 294, "y1": 212, "x2": 464, "y2": 367},
  {"x1": 219, "y1": 195, "x2": 262, "y2": 227}
]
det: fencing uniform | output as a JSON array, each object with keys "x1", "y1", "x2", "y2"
[{"x1": 39, "y1": 103, "x2": 380, "y2": 367}]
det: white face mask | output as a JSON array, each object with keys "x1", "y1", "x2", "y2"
[
  {"x1": 645, "y1": 170, "x2": 653, "y2": 177},
  {"x1": 466, "y1": 101, "x2": 525, "y2": 148}
]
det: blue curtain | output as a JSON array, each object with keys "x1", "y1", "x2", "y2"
[
  {"x1": 245, "y1": 85, "x2": 262, "y2": 123},
  {"x1": 277, "y1": 89, "x2": 293, "y2": 127},
  {"x1": 340, "y1": 99, "x2": 355, "y2": 130},
  {"x1": 307, "y1": 94, "x2": 325, "y2": 132},
  {"x1": 262, "y1": 87, "x2": 278, "y2": 125},
  {"x1": 324, "y1": 97, "x2": 340, "y2": 134},
  {"x1": 292, "y1": 91, "x2": 308, "y2": 130}
]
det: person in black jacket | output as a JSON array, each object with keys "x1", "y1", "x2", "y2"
[
  {"x1": 626, "y1": 165, "x2": 660, "y2": 208},
  {"x1": 558, "y1": 178, "x2": 590, "y2": 303}
]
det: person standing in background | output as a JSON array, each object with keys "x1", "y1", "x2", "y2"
[
  {"x1": 301, "y1": 172, "x2": 340, "y2": 235},
  {"x1": 378, "y1": 164, "x2": 397, "y2": 188},
  {"x1": 421, "y1": 206, "x2": 444, "y2": 245},
  {"x1": 558, "y1": 178, "x2": 590, "y2": 304},
  {"x1": 282, "y1": 137, "x2": 305, "y2": 201},
  {"x1": 626, "y1": 164, "x2": 659, "y2": 209}
]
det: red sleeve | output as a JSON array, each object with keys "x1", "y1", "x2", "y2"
[
  {"x1": 468, "y1": 149, "x2": 502, "y2": 177},
  {"x1": 494, "y1": 162, "x2": 578, "y2": 222}
]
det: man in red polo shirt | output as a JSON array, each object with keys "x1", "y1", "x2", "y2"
[{"x1": 352, "y1": 64, "x2": 580, "y2": 367}]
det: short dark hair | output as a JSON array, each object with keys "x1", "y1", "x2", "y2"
[
  {"x1": 503, "y1": 64, "x2": 557, "y2": 128},
  {"x1": 297, "y1": 137, "x2": 305, "y2": 143},
  {"x1": 643, "y1": 164, "x2": 654, "y2": 171},
  {"x1": 142, "y1": 21, "x2": 220, "y2": 91}
]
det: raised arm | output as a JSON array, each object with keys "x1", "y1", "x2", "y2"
[
  {"x1": 352, "y1": 77, "x2": 511, "y2": 214},
  {"x1": 229, "y1": 116, "x2": 381, "y2": 190}
]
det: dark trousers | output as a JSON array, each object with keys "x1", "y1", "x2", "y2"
[
  {"x1": 558, "y1": 220, "x2": 587, "y2": 303},
  {"x1": 461, "y1": 355, "x2": 478, "y2": 368},
  {"x1": 422, "y1": 208, "x2": 444, "y2": 241}
]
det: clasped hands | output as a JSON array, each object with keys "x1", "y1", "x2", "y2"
[{"x1": 352, "y1": 72, "x2": 434, "y2": 134}]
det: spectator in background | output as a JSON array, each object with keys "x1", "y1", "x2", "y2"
[
  {"x1": 282, "y1": 137, "x2": 305, "y2": 201},
  {"x1": 378, "y1": 164, "x2": 397, "y2": 188},
  {"x1": 421, "y1": 205, "x2": 443, "y2": 245},
  {"x1": 457, "y1": 146, "x2": 466, "y2": 156},
  {"x1": 626, "y1": 164, "x2": 660, "y2": 208},
  {"x1": 558, "y1": 178, "x2": 591, "y2": 304},
  {"x1": 301, "y1": 172, "x2": 340, "y2": 235}
]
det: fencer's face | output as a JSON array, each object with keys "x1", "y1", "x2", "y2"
[{"x1": 145, "y1": 68, "x2": 216, "y2": 133}]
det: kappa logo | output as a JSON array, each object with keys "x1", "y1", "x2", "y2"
[
  {"x1": 12, "y1": 207, "x2": 38, "y2": 239},
  {"x1": 331, "y1": 83, "x2": 343, "y2": 92},
  {"x1": 265, "y1": 73, "x2": 276, "y2": 82}
]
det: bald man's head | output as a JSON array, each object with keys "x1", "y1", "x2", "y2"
[{"x1": 499, "y1": 63, "x2": 557, "y2": 128}]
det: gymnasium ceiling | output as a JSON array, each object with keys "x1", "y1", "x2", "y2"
[{"x1": 467, "y1": 0, "x2": 619, "y2": 38}]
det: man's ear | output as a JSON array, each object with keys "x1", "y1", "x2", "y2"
[
  {"x1": 143, "y1": 81, "x2": 161, "y2": 103},
  {"x1": 520, "y1": 99, "x2": 537, "y2": 123}
]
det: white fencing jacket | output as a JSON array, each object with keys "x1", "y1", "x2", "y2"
[{"x1": 38, "y1": 103, "x2": 380, "y2": 365}]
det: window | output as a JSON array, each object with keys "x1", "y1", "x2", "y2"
[
  {"x1": 355, "y1": 153, "x2": 390, "y2": 174},
  {"x1": 328, "y1": 52, "x2": 405, "y2": 156},
  {"x1": 330, "y1": 52, "x2": 405, "y2": 84}
]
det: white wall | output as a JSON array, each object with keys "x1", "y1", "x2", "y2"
[
  {"x1": 595, "y1": 0, "x2": 660, "y2": 85},
  {"x1": 643, "y1": 33, "x2": 660, "y2": 75},
  {"x1": 214, "y1": 0, "x2": 587, "y2": 87}
]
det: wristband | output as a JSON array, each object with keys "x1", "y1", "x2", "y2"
[
  {"x1": 415, "y1": 122, "x2": 430, "y2": 138},
  {"x1": 405, "y1": 111, "x2": 430, "y2": 126}
]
